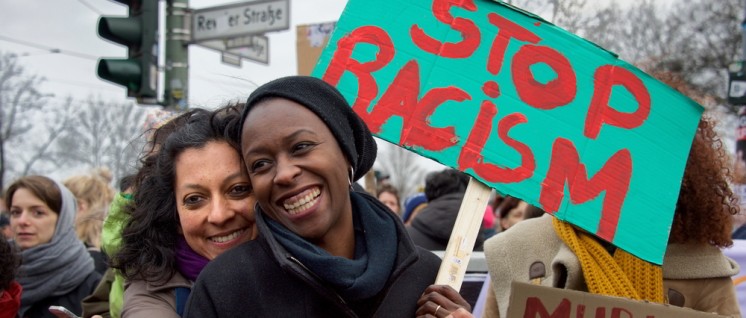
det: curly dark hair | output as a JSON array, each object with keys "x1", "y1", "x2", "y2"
[
  {"x1": 112, "y1": 103, "x2": 246, "y2": 284},
  {"x1": 668, "y1": 116, "x2": 738, "y2": 247},
  {"x1": 0, "y1": 236, "x2": 20, "y2": 291}
]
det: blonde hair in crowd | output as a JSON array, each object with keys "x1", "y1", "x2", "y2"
[{"x1": 63, "y1": 167, "x2": 115, "y2": 249}]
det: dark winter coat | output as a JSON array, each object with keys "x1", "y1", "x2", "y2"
[
  {"x1": 22, "y1": 271, "x2": 101, "y2": 318},
  {"x1": 407, "y1": 193, "x2": 484, "y2": 251},
  {"x1": 184, "y1": 193, "x2": 442, "y2": 318}
]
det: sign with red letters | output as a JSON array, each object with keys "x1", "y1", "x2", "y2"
[{"x1": 312, "y1": 0, "x2": 704, "y2": 264}]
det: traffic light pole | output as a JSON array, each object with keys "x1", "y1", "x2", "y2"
[{"x1": 165, "y1": 0, "x2": 189, "y2": 110}]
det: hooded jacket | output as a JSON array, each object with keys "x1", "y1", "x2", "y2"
[
  {"x1": 184, "y1": 192, "x2": 441, "y2": 318},
  {"x1": 407, "y1": 193, "x2": 485, "y2": 251}
]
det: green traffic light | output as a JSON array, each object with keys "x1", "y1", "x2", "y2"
[
  {"x1": 95, "y1": 0, "x2": 158, "y2": 103},
  {"x1": 98, "y1": 17, "x2": 142, "y2": 48},
  {"x1": 97, "y1": 59, "x2": 142, "y2": 92}
]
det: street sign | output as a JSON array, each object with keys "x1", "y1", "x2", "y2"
[
  {"x1": 192, "y1": 0, "x2": 290, "y2": 42},
  {"x1": 197, "y1": 34, "x2": 269, "y2": 64},
  {"x1": 221, "y1": 52, "x2": 242, "y2": 67}
]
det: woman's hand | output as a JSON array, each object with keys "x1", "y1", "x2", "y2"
[
  {"x1": 416, "y1": 284, "x2": 472, "y2": 318},
  {"x1": 446, "y1": 308, "x2": 474, "y2": 318}
]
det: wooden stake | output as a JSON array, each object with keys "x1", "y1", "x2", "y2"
[{"x1": 435, "y1": 177, "x2": 492, "y2": 290}]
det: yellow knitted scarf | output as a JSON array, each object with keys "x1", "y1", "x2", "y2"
[{"x1": 552, "y1": 217, "x2": 664, "y2": 303}]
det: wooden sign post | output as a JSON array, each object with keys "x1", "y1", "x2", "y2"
[{"x1": 435, "y1": 178, "x2": 491, "y2": 289}]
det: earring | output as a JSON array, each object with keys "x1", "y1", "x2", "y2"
[{"x1": 348, "y1": 166, "x2": 354, "y2": 188}]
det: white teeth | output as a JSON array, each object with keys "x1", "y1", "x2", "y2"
[
  {"x1": 283, "y1": 188, "x2": 321, "y2": 215},
  {"x1": 210, "y1": 229, "x2": 243, "y2": 243}
]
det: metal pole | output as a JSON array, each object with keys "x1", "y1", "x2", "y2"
[
  {"x1": 742, "y1": 0, "x2": 746, "y2": 60},
  {"x1": 165, "y1": 0, "x2": 190, "y2": 110},
  {"x1": 735, "y1": 1, "x2": 746, "y2": 195},
  {"x1": 734, "y1": 1, "x2": 746, "y2": 229}
]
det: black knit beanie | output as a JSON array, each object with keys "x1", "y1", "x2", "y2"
[{"x1": 241, "y1": 76, "x2": 377, "y2": 181}]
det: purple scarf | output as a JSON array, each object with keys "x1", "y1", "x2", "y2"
[{"x1": 175, "y1": 236, "x2": 209, "y2": 281}]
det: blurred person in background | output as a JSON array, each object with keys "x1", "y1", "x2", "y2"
[
  {"x1": 81, "y1": 174, "x2": 137, "y2": 318},
  {"x1": 1, "y1": 193, "x2": 8, "y2": 213},
  {"x1": 481, "y1": 203, "x2": 497, "y2": 240},
  {"x1": 64, "y1": 168, "x2": 116, "y2": 274},
  {"x1": 498, "y1": 200, "x2": 527, "y2": 232},
  {"x1": 0, "y1": 214, "x2": 11, "y2": 240},
  {"x1": 0, "y1": 194, "x2": 10, "y2": 239},
  {"x1": 490, "y1": 196, "x2": 519, "y2": 232},
  {"x1": 731, "y1": 208, "x2": 746, "y2": 240},
  {"x1": 376, "y1": 183, "x2": 401, "y2": 217},
  {"x1": 406, "y1": 168, "x2": 485, "y2": 251},
  {"x1": 8, "y1": 175, "x2": 101, "y2": 318},
  {"x1": 402, "y1": 192, "x2": 428, "y2": 226}
]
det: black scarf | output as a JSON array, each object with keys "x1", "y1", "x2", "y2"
[{"x1": 264, "y1": 192, "x2": 397, "y2": 301}]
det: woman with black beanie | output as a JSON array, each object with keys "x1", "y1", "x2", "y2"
[{"x1": 185, "y1": 76, "x2": 471, "y2": 317}]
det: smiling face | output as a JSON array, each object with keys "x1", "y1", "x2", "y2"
[
  {"x1": 241, "y1": 98, "x2": 354, "y2": 255},
  {"x1": 9, "y1": 188, "x2": 59, "y2": 250},
  {"x1": 174, "y1": 141, "x2": 257, "y2": 260}
]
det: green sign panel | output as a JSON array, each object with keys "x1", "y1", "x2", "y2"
[{"x1": 312, "y1": 0, "x2": 703, "y2": 264}]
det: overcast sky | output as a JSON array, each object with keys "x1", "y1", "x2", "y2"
[{"x1": 0, "y1": 0, "x2": 347, "y2": 109}]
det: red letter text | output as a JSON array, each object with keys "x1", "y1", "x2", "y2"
[
  {"x1": 539, "y1": 138, "x2": 632, "y2": 241},
  {"x1": 410, "y1": 0, "x2": 480, "y2": 58},
  {"x1": 487, "y1": 13, "x2": 540, "y2": 76},
  {"x1": 322, "y1": 26, "x2": 395, "y2": 119},
  {"x1": 512, "y1": 45, "x2": 576, "y2": 109},
  {"x1": 458, "y1": 100, "x2": 534, "y2": 183},
  {"x1": 584, "y1": 65, "x2": 651, "y2": 139}
]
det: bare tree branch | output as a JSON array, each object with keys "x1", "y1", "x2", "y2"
[{"x1": 0, "y1": 52, "x2": 50, "y2": 188}]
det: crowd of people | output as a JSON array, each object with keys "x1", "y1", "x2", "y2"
[{"x1": 0, "y1": 74, "x2": 742, "y2": 318}]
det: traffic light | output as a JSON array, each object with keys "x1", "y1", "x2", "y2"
[{"x1": 97, "y1": 0, "x2": 159, "y2": 104}]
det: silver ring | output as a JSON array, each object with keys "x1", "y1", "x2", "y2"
[{"x1": 435, "y1": 305, "x2": 442, "y2": 317}]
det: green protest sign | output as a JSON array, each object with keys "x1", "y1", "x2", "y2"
[{"x1": 311, "y1": 0, "x2": 703, "y2": 264}]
